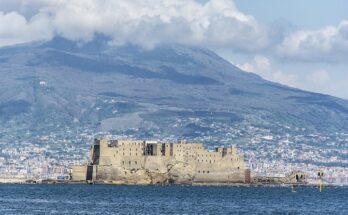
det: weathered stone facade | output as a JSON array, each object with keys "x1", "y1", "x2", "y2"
[{"x1": 70, "y1": 139, "x2": 247, "y2": 184}]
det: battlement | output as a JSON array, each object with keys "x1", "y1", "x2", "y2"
[
  {"x1": 71, "y1": 138, "x2": 247, "y2": 184},
  {"x1": 91, "y1": 139, "x2": 240, "y2": 159}
]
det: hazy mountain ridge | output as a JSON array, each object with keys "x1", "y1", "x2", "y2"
[
  {"x1": 1, "y1": 37, "x2": 348, "y2": 178},
  {"x1": 1, "y1": 37, "x2": 348, "y2": 138}
]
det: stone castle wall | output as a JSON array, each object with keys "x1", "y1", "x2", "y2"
[{"x1": 71, "y1": 139, "x2": 247, "y2": 184}]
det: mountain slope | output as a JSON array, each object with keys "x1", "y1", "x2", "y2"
[
  {"x1": 1, "y1": 37, "x2": 348, "y2": 176},
  {"x1": 1, "y1": 37, "x2": 348, "y2": 135}
]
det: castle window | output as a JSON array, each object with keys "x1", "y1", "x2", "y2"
[
  {"x1": 203, "y1": 171, "x2": 205, "y2": 173},
  {"x1": 125, "y1": 172, "x2": 127, "y2": 175},
  {"x1": 135, "y1": 161, "x2": 137, "y2": 165},
  {"x1": 237, "y1": 167, "x2": 240, "y2": 170},
  {"x1": 198, "y1": 171, "x2": 200, "y2": 173},
  {"x1": 129, "y1": 161, "x2": 131, "y2": 165},
  {"x1": 210, "y1": 160, "x2": 211, "y2": 163},
  {"x1": 207, "y1": 171, "x2": 210, "y2": 173},
  {"x1": 122, "y1": 161, "x2": 125, "y2": 165}
]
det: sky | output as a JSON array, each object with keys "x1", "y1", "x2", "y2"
[{"x1": 0, "y1": 0, "x2": 347, "y2": 99}]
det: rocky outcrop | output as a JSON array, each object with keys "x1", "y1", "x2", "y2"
[
  {"x1": 71, "y1": 139, "x2": 247, "y2": 184},
  {"x1": 95, "y1": 162, "x2": 196, "y2": 185},
  {"x1": 167, "y1": 162, "x2": 195, "y2": 184}
]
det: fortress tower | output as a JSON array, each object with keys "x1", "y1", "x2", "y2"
[{"x1": 70, "y1": 139, "x2": 247, "y2": 184}]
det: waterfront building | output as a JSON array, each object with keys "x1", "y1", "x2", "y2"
[{"x1": 70, "y1": 139, "x2": 247, "y2": 184}]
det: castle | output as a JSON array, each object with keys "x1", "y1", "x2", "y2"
[{"x1": 70, "y1": 139, "x2": 249, "y2": 184}]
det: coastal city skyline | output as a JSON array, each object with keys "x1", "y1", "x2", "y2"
[{"x1": 1, "y1": 1, "x2": 347, "y2": 214}]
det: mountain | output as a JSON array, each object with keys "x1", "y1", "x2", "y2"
[
  {"x1": 1, "y1": 37, "x2": 348, "y2": 173},
  {"x1": 1, "y1": 37, "x2": 348, "y2": 132}
]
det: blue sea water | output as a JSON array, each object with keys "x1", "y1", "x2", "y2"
[{"x1": 0, "y1": 185, "x2": 347, "y2": 214}]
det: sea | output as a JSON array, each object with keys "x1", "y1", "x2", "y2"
[{"x1": 0, "y1": 184, "x2": 347, "y2": 214}]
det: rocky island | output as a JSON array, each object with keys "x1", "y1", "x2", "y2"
[{"x1": 70, "y1": 139, "x2": 249, "y2": 184}]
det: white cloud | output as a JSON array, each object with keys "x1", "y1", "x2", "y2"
[
  {"x1": 0, "y1": 11, "x2": 53, "y2": 47},
  {"x1": 0, "y1": 0, "x2": 274, "y2": 51},
  {"x1": 237, "y1": 57, "x2": 339, "y2": 97},
  {"x1": 306, "y1": 69, "x2": 330, "y2": 86},
  {"x1": 3, "y1": 0, "x2": 347, "y2": 64},
  {"x1": 277, "y1": 20, "x2": 348, "y2": 62},
  {"x1": 237, "y1": 56, "x2": 298, "y2": 87}
]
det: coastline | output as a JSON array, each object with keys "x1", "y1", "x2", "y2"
[
  {"x1": 0, "y1": 178, "x2": 28, "y2": 184},
  {"x1": 0, "y1": 179, "x2": 346, "y2": 188}
]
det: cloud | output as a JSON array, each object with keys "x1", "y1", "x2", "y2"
[
  {"x1": 1, "y1": 0, "x2": 347, "y2": 66},
  {"x1": 237, "y1": 57, "x2": 339, "y2": 98},
  {"x1": 306, "y1": 69, "x2": 330, "y2": 86},
  {"x1": 276, "y1": 20, "x2": 348, "y2": 62},
  {"x1": 0, "y1": 0, "x2": 274, "y2": 51},
  {"x1": 237, "y1": 56, "x2": 298, "y2": 87},
  {"x1": 0, "y1": 11, "x2": 53, "y2": 47}
]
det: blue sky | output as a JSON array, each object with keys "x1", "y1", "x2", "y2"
[
  {"x1": 0, "y1": 0, "x2": 347, "y2": 98},
  {"x1": 197, "y1": 0, "x2": 348, "y2": 29},
  {"x1": 197, "y1": 0, "x2": 348, "y2": 99},
  {"x1": 237, "y1": 0, "x2": 348, "y2": 99},
  {"x1": 232, "y1": 0, "x2": 348, "y2": 28}
]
